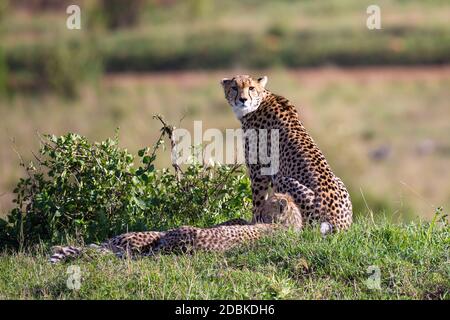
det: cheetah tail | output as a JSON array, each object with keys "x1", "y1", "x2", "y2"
[{"x1": 49, "y1": 245, "x2": 83, "y2": 264}]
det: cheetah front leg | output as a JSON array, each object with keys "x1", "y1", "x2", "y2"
[
  {"x1": 271, "y1": 175, "x2": 333, "y2": 235},
  {"x1": 248, "y1": 166, "x2": 272, "y2": 223}
]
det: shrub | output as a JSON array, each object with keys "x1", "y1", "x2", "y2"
[{"x1": 0, "y1": 117, "x2": 252, "y2": 249}]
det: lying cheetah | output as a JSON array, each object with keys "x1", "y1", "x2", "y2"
[
  {"x1": 149, "y1": 193, "x2": 302, "y2": 255},
  {"x1": 221, "y1": 75, "x2": 353, "y2": 234},
  {"x1": 49, "y1": 193, "x2": 301, "y2": 263}
]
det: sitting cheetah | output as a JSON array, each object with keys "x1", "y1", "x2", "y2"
[
  {"x1": 49, "y1": 193, "x2": 301, "y2": 263},
  {"x1": 221, "y1": 75, "x2": 353, "y2": 234}
]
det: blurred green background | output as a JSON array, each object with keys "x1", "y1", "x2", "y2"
[{"x1": 0, "y1": 0, "x2": 449, "y2": 220}]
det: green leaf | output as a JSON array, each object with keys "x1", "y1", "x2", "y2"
[
  {"x1": 134, "y1": 198, "x2": 147, "y2": 210},
  {"x1": 143, "y1": 156, "x2": 151, "y2": 164},
  {"x1": 138, "y1": 149, "x2": 146, "y2": 157}
]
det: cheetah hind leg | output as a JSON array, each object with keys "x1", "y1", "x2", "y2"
[
  {"x1": 49, "y1": 244, "x2": 112, "y2": 264},
  {"x1": 49, "y1": 245, "x2": 83, "y2": 264},
  {"x1": 271, "y1": 174, "x2": 333, "y2": 235}
]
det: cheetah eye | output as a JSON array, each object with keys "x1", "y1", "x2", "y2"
[
  {"x1": 249, "y1": 86, "x2": 255, "y2": 91},
  {"x1": 231, "y1": 86, "x2": 238, "y2": 91}
]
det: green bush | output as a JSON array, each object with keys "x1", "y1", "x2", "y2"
[{"x1": 0, "y1": 119, "x2": 252, "y2": 249}]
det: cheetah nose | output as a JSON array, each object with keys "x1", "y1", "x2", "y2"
[{"x1": 239, "y1": 97, "x2": 247, "y2": 103}]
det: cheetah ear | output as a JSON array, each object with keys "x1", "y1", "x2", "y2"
[
  {"x1": 257, "y1": 76, "x2": 268, "y2": 88},
  {"x1": 221, "y1": 78, "x2": 232, "y2": 87},
  {"x1": 279, "y1": 198, "x2": 288, "y2": 211}
]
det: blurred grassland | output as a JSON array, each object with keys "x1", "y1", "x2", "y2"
[{"x1": 3, "y1": 0, "x2": 450, "y2": 79}]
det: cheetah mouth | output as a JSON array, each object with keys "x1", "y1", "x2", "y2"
[{"x1": 235, "y1": 102, "x2": 249, "y2": 109}]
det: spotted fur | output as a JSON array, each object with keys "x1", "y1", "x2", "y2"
[
  {"x1": 49, "y1": 231, "x2": 164, "y2": 263},
  {"x1": 49, "y1": 193, "x2": 301, "y2": 263},
  {"x1": 221, "y1": 75, "x2": 353, "y2": 233}
]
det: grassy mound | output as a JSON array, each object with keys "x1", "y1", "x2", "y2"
[{"x1": 1, "y1": 217, "x2": 448, "y2": 299}]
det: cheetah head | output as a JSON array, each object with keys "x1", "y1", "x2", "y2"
[
  {"x1": 256, "y1": 193, "x2": 303, "y2": 232},
  {"x1": 220, "y1": 75, "x2": 268, "y2": 120}
]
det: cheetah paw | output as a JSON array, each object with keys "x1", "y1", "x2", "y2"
[{"x1": 320, "y1": 222, "x2": 333, "y2": 236}]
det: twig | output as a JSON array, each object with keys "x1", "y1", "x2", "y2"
[
  {"x1": 10, "y1": 138, "x2": 35, "y2": 182},
  {"x1": 399, "y1": 180, "x2": 435, "y2": 209},
  {"x1": 360, "y1": 187, "x2": 375, "y2": 225},
  {"x1": 153, "y1": 114, "x2": 183, "y2": 181},
  {"x1": 204, "y1": 163, "x2": 243, "y2": 207}
]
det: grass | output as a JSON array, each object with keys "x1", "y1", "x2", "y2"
[{"x1": 0, "y1": 217, "x2": 448, "y2": 299}]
